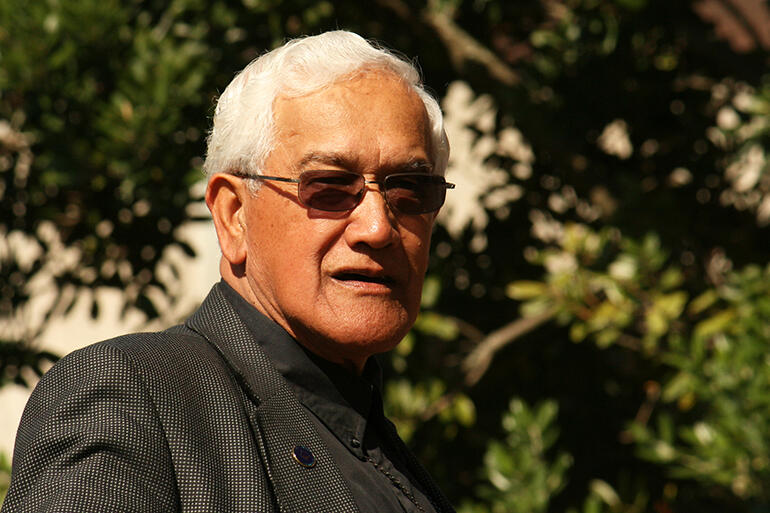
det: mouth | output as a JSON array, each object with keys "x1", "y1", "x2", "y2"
[{"x1": 332, "y1": 271, "x2": 396, "y2": 287}]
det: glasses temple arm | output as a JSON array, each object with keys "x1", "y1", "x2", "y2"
[{"x1": 229, "y1": 172, "x2": 300, "y2": 184}]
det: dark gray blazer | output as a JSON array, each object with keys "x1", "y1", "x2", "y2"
[{"x1": 3, "y1": 285, "x2": 454, "y2": 512}]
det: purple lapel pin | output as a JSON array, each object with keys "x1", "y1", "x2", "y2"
[{"x1": 292, "y1": 445, "x2": 316, "y2": 468}]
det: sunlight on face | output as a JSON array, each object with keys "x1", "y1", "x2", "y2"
[{"x1": 240, "y1": 71, "x2": 436, "y2": 372}]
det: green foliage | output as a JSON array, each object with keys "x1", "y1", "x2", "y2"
[
  {"x1": 509, "y1": 223, "x2": 687, "y2": 351},
  {"x1": 630, "y1": 264, "x2": 770, "y2": 501},
  {"x1": 509, "y1": 219, "x2": 770, "y2": 507},
  {"x1": 0, "y1": 0, "x2": 215, "y2": 366},
  {"x1": 510, "y1": 223, "x2": 770, "y2": 508},
  {"x1": 384, "y1": 376, "x2": 476, "y2": 442},
  {"x1": 567, "y1": 478, "x2": 651, "y2": 513},
  {"x1": 459, "y1": 398, "x2": 572, "y2": 513}
]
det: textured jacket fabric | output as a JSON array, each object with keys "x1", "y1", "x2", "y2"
[{"x1": 3, "y1": 284, "x2": 455, "y2": 512}]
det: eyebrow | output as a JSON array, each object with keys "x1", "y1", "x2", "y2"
[
  {"x1": 296, "y1": 151, "x2": 434, "y2": 173},
  {"x1": 297, "y1": 151, "x2": 351, "y2": 170}
]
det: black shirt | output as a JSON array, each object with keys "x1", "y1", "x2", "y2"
[{"x1": 221, "y1": 282, "x2": 440, "y2": 513}]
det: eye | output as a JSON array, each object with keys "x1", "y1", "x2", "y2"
[
  {"x1": 384, "y1": 174, "x2": 447, "y2": 214},
  {"x1": 298, "y1": 170, "x2": 365, "y2": 211}
]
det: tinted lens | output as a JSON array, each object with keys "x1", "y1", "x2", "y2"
[
  {"x1": 298, "y1": 170, "x2": 364, "y2": 211},
  {"x1": 384, "y1": 174, "x2": 447, "y2": 214}
]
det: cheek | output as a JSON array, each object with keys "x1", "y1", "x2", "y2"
[
  {"x1": 273, "y1": 237, "x2": 322, "y2": 284},
  {"x1": 275, "y1": 223, "x2": 341, "y2": 287},
  {"x1": 402, "y1": 219, "x2": 434, "y2": 270},
  {"x1": 245, "y1": 212, "x2": 317, "y2": 288}
]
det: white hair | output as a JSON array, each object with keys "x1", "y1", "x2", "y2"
[{"x1": 203, "y1": 30, "x2": 449, "y2": 181}]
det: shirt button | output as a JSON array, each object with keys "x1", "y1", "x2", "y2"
[{"x1": 350, "y1": 437, "x2": 361, "y2": 448}]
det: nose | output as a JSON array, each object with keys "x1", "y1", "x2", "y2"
[{"x1": 343, "y1": 185, "x2": 398, "y2": 249}]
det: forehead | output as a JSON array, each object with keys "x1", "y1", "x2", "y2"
[{"x1": 270, "y1": 71, "x2": 432, "y2": 173}]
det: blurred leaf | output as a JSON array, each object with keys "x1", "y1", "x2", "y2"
[
  {"x1": 688, "y1": 290, "x2": 719, "y2": 315},
  {"x1": 506, "y1": 280, "x2": 548, "y2": 300},
  {"x1": 694, "y1": 309, "x2": 737, "y2": 340},
  {"x1": 414, "y1": 312, "x2": 459, "y2": 340}
]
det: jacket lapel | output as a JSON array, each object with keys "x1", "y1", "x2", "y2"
[{"x1": 186, "y1": 284, "x2": 359, "y2": 513}]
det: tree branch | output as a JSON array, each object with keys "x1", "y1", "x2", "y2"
[
  {"x1": 462, "y1": 309, "x2": 555, "y2": 387},
  {"x1": 420, "y1": 391, "x2": 457, "y2": 421},
  {"x1": 418, "y1": 310, "x2": 555, "y2": 423},
  {"x1": 374, "y1": 0, "x2": 520, "y2": 85}
]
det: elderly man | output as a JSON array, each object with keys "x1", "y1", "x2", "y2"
[{"x1": 3, "y1": 31, "x2": 455, "y2": 512}]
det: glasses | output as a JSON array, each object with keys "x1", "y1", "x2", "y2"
[{"x1": 232, "y1": 170, "x2": 455, "y2": 215}]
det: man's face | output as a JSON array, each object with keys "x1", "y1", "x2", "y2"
[{"x1": 239, "y1": 71, "x2": 436, "y2": 371}]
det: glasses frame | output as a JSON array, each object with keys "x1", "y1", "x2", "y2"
[{"x1": 230, "y1": 170, "x2": 455, "y2": 215}]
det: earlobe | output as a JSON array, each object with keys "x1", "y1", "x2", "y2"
[{"x1": 206, "y1": 173, "x2": 248, "y2": 265}]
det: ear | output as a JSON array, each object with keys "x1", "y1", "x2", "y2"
[{"x1": 206, "y1": 173, "x2": 249, "y2": 265}]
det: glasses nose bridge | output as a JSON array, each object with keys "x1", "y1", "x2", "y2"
[
  {"x1": 358, "y1": 178, "x2": 394, "y2": 212},
  {"x1": 359, "y1": 178, "x2": 388, "y2": 200},
  {"x1": 362, "y1": 178, "x2": 384, "y2": 192}
]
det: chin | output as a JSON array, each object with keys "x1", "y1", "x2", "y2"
[
  {"x1": 345, "y1": 305, "x2": 414, "y2": 342},
  {"x1": 321, "y1": 319, "x2": 413, "y2": 361},
  {"x1": 290, "y1": 299, "x2": 420, "y2": 360},
  {"x1": 344, "y1": 324, "x2": 409, "y2": 351}
]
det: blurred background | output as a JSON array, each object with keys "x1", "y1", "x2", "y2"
[{"x1": 2, "y1": 0, "x2": 770, "y2": 511}]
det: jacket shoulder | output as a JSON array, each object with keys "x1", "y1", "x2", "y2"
[
  {"x1": 83, "y1": 327, "x2": 250, "y2": 431},
  {"x1": 4, "y1": 332, "x2": 183, "y2": 512},
  {"x1": 5, "y1": 326, "x2": 273, "y2": 513},
  {"x1": 37, "y1": 326, "x2": 236, "y2": 408}
]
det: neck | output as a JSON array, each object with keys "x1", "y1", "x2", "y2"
[{"x1": 220, "y1": 259, "x2": 369, "y2": 375}]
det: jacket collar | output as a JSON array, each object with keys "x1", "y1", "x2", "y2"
[
  {"x1": 184, "y1": 281, "x2": 293, "y2": 406},
  {"x1": 185, "y1": 282, "x2": 361, "y2": 513}
]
